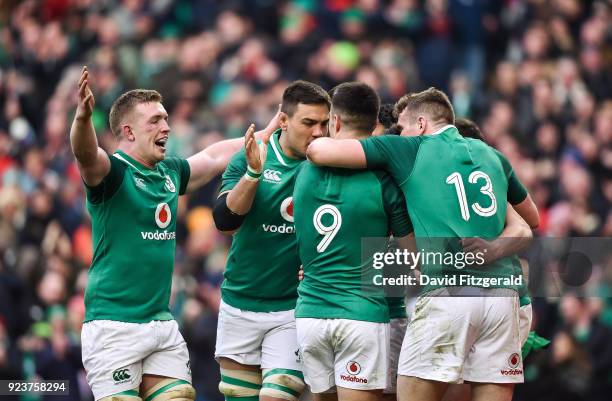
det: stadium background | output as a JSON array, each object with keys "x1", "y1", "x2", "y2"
[{"x1": 0, "y1": 0, "x2": 610, "y2": 400}]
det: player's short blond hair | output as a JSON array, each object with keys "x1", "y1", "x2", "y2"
[
  {"x1": 395, "y1": 87, "x2": 454, "y2": 125},
  {"x1": 109, "y1": 89, "x2": 163, "y2": 137}
]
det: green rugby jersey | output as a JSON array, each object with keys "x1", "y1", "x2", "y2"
[
  {"x1": 361, "y1": 125, "x2": 528, "y2": 292},
  {"x1": 84, "y1": 150, "x2": 190, "y2": 322},
  {"x1": 387, "y1": 297, "x2": 408, "y2": 319},
  {"x1": 294, "y1": 163, "x2": 412, "y2": 322},
  {"x1": 220, "y1": 130, "x2": 303, "y2": 312}
]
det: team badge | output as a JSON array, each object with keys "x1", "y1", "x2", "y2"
[{"x1": 164, "y1": 175, "x2": 176, "y2": 192}]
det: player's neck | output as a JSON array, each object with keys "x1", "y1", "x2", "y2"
[
  {"x1": 423, "y1": 122, "x2": 454, "y2": 136},
  {"x1": 278, "y1": 131, "x2": 301, "y2": 160},
  {"x1": 117, "y1": 144, "x2": 155, "y2": 169}
]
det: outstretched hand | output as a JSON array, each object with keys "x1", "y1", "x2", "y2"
[
  {"x1": 260, "y1": 103, "x2": 282, "y2": 144},
  {"x1": 76, "y1": 66, "x2": 95, "y2": 120},
  {"x1": 245, "y1": 124, "x2": 267, "y2": 173}
]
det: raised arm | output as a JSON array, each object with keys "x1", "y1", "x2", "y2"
[
  {"x1": 185, "y1": 107, "x2": 280, "y2": 193},
  {"x1": 70, "y1": 66, "x2": 110, "y2": 186},
  {"x1": 212, "y1": 126, "x2": 267, "y2": 234},
  {"x1": 306, "y1": 137, "x2": 367, "y2": 168}
]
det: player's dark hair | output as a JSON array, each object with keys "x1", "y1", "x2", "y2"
[
  {"x1": 455, "y1": 118, "x2": 486, "y2": 142},
  {"x1": 394, "y1": 87, "x2": 454, "y2": 125},
  {"x1": 329, "y1": 82, "x2": 380, "y2": 134},
  {"x1": 384, "y1": 124, "x2": 402, "y2": 135},
  {"x1": 378, "y1": 103, "x2": 397, "y2": 129},
  {"x1": 109, "y1": 89, "x2": 163, "y2": 137},
  {"x1": 281, "y1": 80, "x2": 331, "y2": 117}
]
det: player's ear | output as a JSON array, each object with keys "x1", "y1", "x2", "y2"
[
  {"x1": 279, "y1": 112, "x2": 289, "y2": 131},
  {"x1": 417, "y1": 116, "x2": 426, "y2": 135},
  {"x1": 334, "y1": 114, "x2": 341, "y2": 135},
  {"x1": 122, "y1": 125, "x2": 135, "y2": 141}
]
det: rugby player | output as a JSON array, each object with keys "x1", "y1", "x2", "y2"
[
  {"x1": 441, "y1": 117, "x2": 547, "y2": 361},
  {"x1": 71, "y1": 67, "x2": 277, "y2": 401},
  {"x1": 306, "y1": 87, "x2": 539, "y2": 401},
  {"x1": 380, "y1": 113, "x2": 539, "y2": 400},
  {"x1": 212, "y1": 81, "x2": 330, "y2": 401},
  {"x1": 439, "y1": 117, "x2": 549, "y2": 401},
  {"x1": 293, "y1": 82, "x2": 413, "y2": 401}
]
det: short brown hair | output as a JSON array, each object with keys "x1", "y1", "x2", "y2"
[
  {"x1": 455, "y1": 118, "x2": 486, "y2": 142},
  {"x1": 109, "y1": 89, "x2": 163, "y2": 137},
  {"x1": 330, "y1": 82, "x2": 380, "y2": 134},
  {"x1": 281, "y1": 80, "x2": 330, "y2": 117},
  {"x1": 394, "y1": 87, "x2": 454, "y2": 125}
]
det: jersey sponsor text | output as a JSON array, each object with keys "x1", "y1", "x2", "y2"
[
  {"x1": 262, "y1": 223, "x2": 295, "y2": 234},
  {"x1": 140, "y1": 230, "x2": 176, "y2": 240}
]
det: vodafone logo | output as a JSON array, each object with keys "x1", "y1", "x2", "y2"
[
  {"x1": 155, "y1": 203, "x2": 172, "y2": 229},
  {"x1": 508, "y1": 353, "x2": 520, "y2": 369},
  {"x1": 280, "y1": 197, "x2": 294, "y2": 223},
  {"x1": 346, "y1": 361, "x2": 361, "y2": 376},
  {"x1": 340, "y1": 361, "x2": 367, "y2": 383},
  {"x1": 500, "y1": 352, "x2": 523, "y2": 376}
]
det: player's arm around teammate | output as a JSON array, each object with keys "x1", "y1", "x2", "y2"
[
  {"x1": 307, "y1": 136, "x2": 538, "y2": 236},
  {"x1": 461, "y1": 205, "x2": 533, "y2": 264}
]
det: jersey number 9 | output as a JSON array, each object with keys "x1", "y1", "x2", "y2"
[{"x1": 313, "y1": 204, "x2": 342, "y2": 253}]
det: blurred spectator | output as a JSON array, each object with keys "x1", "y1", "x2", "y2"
[{"x1": 556, "y1": 294, "x2": 612, "y2": 401}]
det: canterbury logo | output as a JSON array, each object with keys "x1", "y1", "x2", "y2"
[
  {"x1": 112, "y1": 369, "x2": 131, "y2": 382},
  {"x1": 263, "y1": 169, "x2": 282, "y2": 182}
]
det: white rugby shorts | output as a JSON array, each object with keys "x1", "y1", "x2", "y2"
[{"x1": 81, "y1": 319, "x2": 191, "y2": 401}]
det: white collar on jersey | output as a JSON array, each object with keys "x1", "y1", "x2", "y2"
[
  {"x1": 113, "y1": 152, "x2": 143, "y2": 173},
  {"x1": 270, "y1": 132, "x2": 287, "y2": 166},
  {"x1": 429, "y1": 124, "x2": 456, "y2": 136}
]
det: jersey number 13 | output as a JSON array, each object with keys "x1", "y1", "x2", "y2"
[{"x1": 446, "y1": 171, "x2": 497, "y2": 221}]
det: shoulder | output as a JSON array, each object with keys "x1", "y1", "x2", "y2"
[
  {"x1": 160, "y1": 156, "x2": 187, "y2": 170},
  {"x1": 361, "y1": 135, "x2": 423, "y2": 159},
  {"x1": 295, "y1": 161, "x2": 319, "y2": 182},
  {"x1": 363, "y1": 135, "x2": 422, "y2": 146},
  {"x1": 487, "y1": 147, "x2": 511, "y2": 168},
  {"x1": 108, "y1": 152, "x2": 128, "y2": 172}
]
